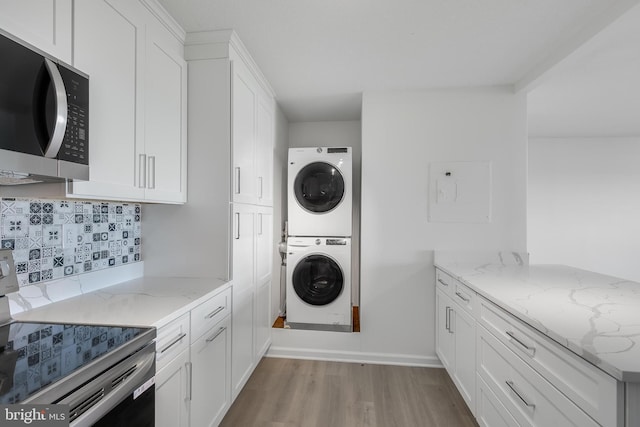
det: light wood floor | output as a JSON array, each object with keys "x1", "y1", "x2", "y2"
[{"x1": 221, "y1": 357, "x2": 478, "y2": 427}]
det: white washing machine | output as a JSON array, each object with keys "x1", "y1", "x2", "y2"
[
  {"x1": 288, "y1": 147, "x2": 352, "y2": 237},
  {"x1": 286, "y1": 237, "x2": 352, "y2": 332}
]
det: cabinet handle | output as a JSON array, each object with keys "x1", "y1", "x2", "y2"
[
  {"x1": 205, "y1": 306, "x2": 225, "y2": 319},
  {"x1": 445, "y1": 306, "x2": 450, "y2": 331},
  {"x1": 185, "y1": 361, "x2": 192, "y2": 401},
  {"x1": 258, "y1": 176, "x2": 263, "y2": 199},
  {"x1": 42, "y1": 58, "x2": 68, "y2": 158},
  {"x1": 159, "y1": 332, "x2": 187, "y2": 354},
  {"x1": 234, "y1": 213, "x2": 240, "y2": 239},
  {"x1": 206, "y1": 326, "x2": 226, "y2": 343},
  {"x1": 506, "y1": 331, "x2": 535, "y2": 356},
  {"x1": 505, "y1": 380, "x2": 535, "y2": 409},
  {"x1": 437, "y1": 278, "x2": 448, "y2": 286},
  {"x1": 258, "y1": 213, "x2": 263, "y2": 235},
  {"x1": 455, "y1": 291, "x2": 470, "y2": 302},
  {"x1": 138, "y1": 154, "x2": 147, "y2": 188},
  {"x1": 235, "y1": 167, "x2": 241, "y2": 194},
  {"x1": 147, "y1": 155, "x2": 156, "y2": 189}
]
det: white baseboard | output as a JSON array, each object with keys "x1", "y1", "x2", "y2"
[{"x1": 266, "y1": 345, "x2": 443, "y2": 368}]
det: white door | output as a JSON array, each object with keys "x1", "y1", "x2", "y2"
[
  {"x1": 0, "y1": 0, "x2": 72, "y2": 63},
  {"x1": 71, "y1": 0, "x2": 145, "y2": 200},
  {"x1": 255, "y1": 96, "x2": 274, "y2": 206},
  {"x1": 143, "y1": 18, "x2": 186, "y2": 203},
  {"x1": 191, "y1": 317, "x2": 231, "y2": 427},
  {"x1": 453, "y1": 304, "x2": 476, "y2": 414},
  {"x1": 155, "y1": 349, "x2": 190, "y2": 427},
  {"x1": 231, "y1": 286, "x2": 254, "y2": 401},
  {"x1": 436, "y1": 288, "x2": 455, "y2": 372},
  {"x1": 232, "y1": 61, "x2": 257, "y2": 204}
]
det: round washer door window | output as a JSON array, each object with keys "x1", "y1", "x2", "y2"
[
  {"x1": 292, "y1": 255, "x2": 344, "y2": 306},
  {"x1": 294, "y1": 162, "x2": 344, "y2": 213}
]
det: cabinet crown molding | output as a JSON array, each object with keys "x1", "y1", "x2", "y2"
[
  {"x1": 140, "y1": 0, "x2": 186, "y2": 42},
  {"x1": 185, "y1": 29, "x2": 275, "y2": 98}
]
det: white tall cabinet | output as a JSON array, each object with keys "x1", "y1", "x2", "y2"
[{"x1": 184, "y1": 29, "x2": 276, "y2": 403}]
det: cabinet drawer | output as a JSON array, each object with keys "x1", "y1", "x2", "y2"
[
  {"x1": 452, "y1": 281, "x2": 475, "y2": 315},
  {"x1": 477, "y1": 325, "x2": 599, "y2": 427},
  {"x1": 478, "y1": 297, "x2": 620, "y2": 426},
  {"x1": 476, "y1": 375, "x2": 521, "y2": 427},
  {"x1": 436, "y1": 269, "x2": 455, "y2": 294},
  {"x1": 156, "y1": 313, "x2": 190, "y2": 371},
  {"x1": 191, "y1": 288, "x2": 231, "y2": 342}
]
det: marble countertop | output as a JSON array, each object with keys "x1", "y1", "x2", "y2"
[
  {"x1": 12, "y1": 276, "x2": 231, "y2": 329},
  {"x1": 435, "y1": 252, "x2": 640, "y2": 382}
]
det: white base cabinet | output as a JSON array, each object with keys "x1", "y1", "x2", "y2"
[
  {"x1": 156, "y1": 349, "x2": 190, "y2": 427},
  {"x1": 154, "y1": 286, "x2": 232, "y2": 427},
  {"x1": 191, "y1": 316, "x2": 231, "y2": 427},
  {"x1": 435, "y1": 267, "x2": 624, "y2": 427},
  {"x1": 435, "y1": 272, "x2": 476, "y2": 415}
]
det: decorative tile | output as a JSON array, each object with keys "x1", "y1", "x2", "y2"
[{"x1": 0, "y1": 198, "x2": 142, "y2": 287}]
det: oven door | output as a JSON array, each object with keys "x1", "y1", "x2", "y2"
[{"x1": 62, "y1": 341, "x2": 156, "y2": 427}]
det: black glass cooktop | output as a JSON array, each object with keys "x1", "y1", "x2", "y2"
[{"x1": 0, "y1": 321, "x2": 148, "y2": 404}]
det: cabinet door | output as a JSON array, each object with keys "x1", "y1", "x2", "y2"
[
  {"x1": 453, "y1": 304, "x2": 476, "y2": 415},
  {"x1": 231, "y1": 286, "x2": 254, "y2": 401},
  {"x1": 255, "y1": 281, "x2": 271, "y2": 360},
  {"x1": 70, "y1": 0, "x2": 145, "y2": 201},
  {"x1": 191, "y1": 316, "x2": 231, "y2": 427},
  {"x1": 255, "y1": 208, "x2": 273, "y2": 287},
  {"x1": 232, "y1": 204, "x2": 255, "y2": 293},
  {"x1": 155, "y1": 349, "x2": 190, "y2": 427},
  {"x1": 0, "y1": 0, "x2": 72, "y2": 63},
  {"x1": 232, "y1": 61, "x2": 258, "y2": 204},
  {"x1": 142, "y1": 18, "x2": 187, "y2": 203},
  {"x1": 436, "y1": 288, "x2": 455, "y2": 372},
  {"x1": 255, "y1": 95, "x2": 274, "y2": 206}
]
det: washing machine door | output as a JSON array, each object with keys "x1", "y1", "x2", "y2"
[
  {"x1": 292, "y1": 254, "x2": 344, "y2": 305},
  {"x1": 294, "y1": 162, "x2": 345, "y2": 213}
]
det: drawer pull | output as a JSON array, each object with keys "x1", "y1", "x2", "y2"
[
  {"x1": 455, "y1": 291, "x2": 470, "y2": 302},
  {"x1": 205, "y1": 306, "x2": 225, "y2": 319},
  {"x1": 206, "y1": 327, "x2": 226, "y2": 343},
  {"x1": 446, "y1": 307, "x2": 454, "y2": 334},
  {"x1": 506, "y1": 330, "x2": 536, "y2": 356},
  {"x1": 437, "y1": 278, "x2": 449, "y2": 286},
  {"x1": 159, "y1": 333, "x2": 187, "y2": 354},
  {"x1": 505, "y1": 380, "x2": 536, "y2": 409},
  {"x1": 445, "y1": 306, "x2": 450, "y2": 331}
]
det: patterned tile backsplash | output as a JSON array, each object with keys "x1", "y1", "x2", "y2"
[{"x1": 0, "y1": 198, "x2": 142, "y2": 287}]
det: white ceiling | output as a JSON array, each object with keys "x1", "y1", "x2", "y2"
[
  {"x1": 158, "y1": 0, "x2": 638, "y2": 126},
  {"x1": 528, "y1": 3, "x2": 640, "y2": 138}
]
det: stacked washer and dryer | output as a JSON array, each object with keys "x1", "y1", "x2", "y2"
[{"x1": 286, "y1": 147, "x2": 353, "y2": 332}]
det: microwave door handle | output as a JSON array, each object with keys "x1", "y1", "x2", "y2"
[{"x1": 42, "y1": 58, "x2": 68, "y2": 158}]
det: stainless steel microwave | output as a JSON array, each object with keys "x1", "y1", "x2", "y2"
[{"x1": 0, "y1": 30, "x2": 89, "y2": 185}]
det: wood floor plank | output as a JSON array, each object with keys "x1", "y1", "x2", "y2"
[{"x1": 220, "y1": 358, "x2": 479, "y2": 427}]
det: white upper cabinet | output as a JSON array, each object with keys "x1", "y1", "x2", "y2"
[
  {"x1": 232, "y1": 60, "x2": 258, "y2": 205},
  {"x1": 71, "y1": 0, "x2": 146, "y2": 201},
  {"x1": 68, "y1": 0, "x2": 187, "y2": 204},
  {"x1": 0, "y1": 0, "x2": 72, "y2": 63},
  {"x1": 142, "y1": 14, "x2": 187, "y2": 203},
  {"x1": 232, "y1": 58, "x2": 274, "y2": 206}
]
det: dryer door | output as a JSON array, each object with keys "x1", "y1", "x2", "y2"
[
  {"x1": 292, "y1": 254, "x2": 344, "y2": 306},
  {"x1": 293, "y1": 162, "x2": 344, "y2": 213}
]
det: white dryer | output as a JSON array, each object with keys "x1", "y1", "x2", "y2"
[
  {"x1": 286, "y1": 237, "x2": 352, "y2": 332},
  {"x1": 288, "y1": 147, "x2": 352, "y2": 237}
]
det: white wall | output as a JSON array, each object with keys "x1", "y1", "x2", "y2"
[
  {"x1": 271, "y1": 106, "x2": 289, "y2": 319},
  {"x1": 528, "y1": 137, "x2": 640, "y2": 281},
  {"x1": 269, "y1": 87, "x2": 527, "y2": 365},
  {"x1": 287, "y1": 121, "x2": 362, "y2": 304}
]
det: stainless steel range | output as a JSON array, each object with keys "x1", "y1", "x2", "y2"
[{"x1": 0, "y1": 249, "x2": 156, "y2": 426}]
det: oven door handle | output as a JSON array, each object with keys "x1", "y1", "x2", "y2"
[{"x1": 66, "y1": 348, "x2": 155, "y2": 426}]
